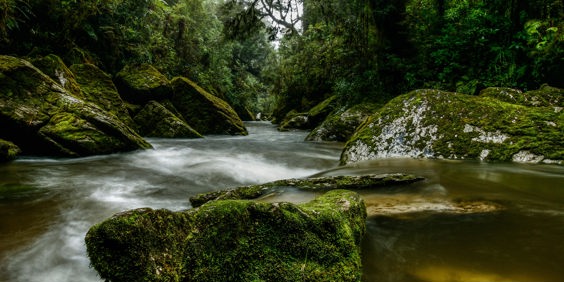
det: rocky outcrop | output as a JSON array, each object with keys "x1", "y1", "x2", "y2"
[
  {"x1": 341, "y1": 89, "x2": 563, "y2": 165},
  {"x1": 86, "y1": 190, "x2": 366, "y2": 282},
  {"x1": 171, "y1": 77, "x2": 247, "y2": 135},
  {"x1": 133, "y1": 101, "x2": 202, "y2": 138},
  {"x1": 0, "y1": 55, "x2": 151, "y2": 157},
  {"x1": 114, "y1": 64, "x2": 172, "y2": 104},
  {"x1": 278, "y1": 96, "x2": 339, "y2": 131},
  {"x1": 190, "y1": 173, "x2": 424, "y2": 208},
  {"x1": 306, "y1": 103, "x2": 382, "y2": 142},
  {"x1": 0, "y1": 139, "x2": 20, "y2": 162},
  {"x1": 70, "y1": 63, "x2": 136, "y2": 128}
]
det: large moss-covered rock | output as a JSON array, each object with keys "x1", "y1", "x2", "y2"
[
  {"x1": 0, "y1": 55, "x2": 151, "y2": 157},
  {"x1": 480, "y1": 85, "x2": 563, "y2": 107},
  {"x1": 70, "y1": 63, "x2": 135, "y2": 128},
  {"x1": 279, "y1": 96, "x2": 339, "y2": 131},
  {"x1": 32, "y1": 54, "x2": 83, "y2": 98},
  {"x1": 133, "y1": 101, "x2": 202, "y2": 138},
  {"x1": 171, "y1": 77, "x2": 247, "y2": 135},
  {"x1": 0, "y1": 139, "x2": 20, "y2": 162},
  {"x1": 306, "y1": 103, "x2": 382, "y2": 142},
  {"x1": 114, "y1": 64, "x2": 172, "y2": 104},
  {"x1": 190, "y1": 173, "x2": 424, "y2": 208},
  {"x1": 341, "y1": 89, "x2": 563, "y2": 165},
  {"x1": 86, "y1": 190, "x2": 366, "y2": 282}
]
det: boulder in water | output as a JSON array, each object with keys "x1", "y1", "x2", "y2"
[
  {"x1": 171, "y1": 77, "x2": 247, "y2": 135},
  {"x1": 133, "y1": 100, "x2": 202, "y2": 138},
  {"x1": 480, "y1": 85, "x2": 563, "y2": 107},
  {"x1": 306, "y1": 103, "x2": 382, "y2": 142},
  {"x1": 278, "y1": 95, "x2": 339, "y2": 131},
  {"x1": 86, "y1": 190, "x2": 366, "y2": 282},
  {"x1": 0, "y1": 55, "x2": 151, "y2": 157},
  {"x1": 341, "y1": 89, "x2": 563, "y2": 165}
]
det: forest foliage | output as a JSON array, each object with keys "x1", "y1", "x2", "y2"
[{"x1": 1, "y1": 0, "x2": 562, "y2": 116}]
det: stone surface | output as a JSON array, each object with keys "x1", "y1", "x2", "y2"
[
  {"x1": 0, "y1": 139, "x2": 20, "y2": 162},
  {"x1": 171, "y1": 77, "x2": 247, "y2": 135},
  {"x1": 86, "y1": 190, "x2": 366, "y2": 282},
  {"x1": 279, "y1": 96, "x2": 339, "y2": 131},
  {"x1": 341, "y1": 89, "x2": 563, "y2": 165}
]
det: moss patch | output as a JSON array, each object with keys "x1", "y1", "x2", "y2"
[{"x1": 86, "y1": 190, "x2": 366, "y2": 282}]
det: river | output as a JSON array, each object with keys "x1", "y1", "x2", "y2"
[{"x1": 1, "y1": 121, "x2": 563, "y2": 282}]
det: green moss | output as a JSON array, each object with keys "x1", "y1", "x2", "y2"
[
  {"x1": 114, "y1": 64, "x2": 172, "y2": 104},
  {"x1": 0, "y1": 139, "x2": 21, "y2": 162},
  {"x1": 171, "y1": 77, "x2": 247, "y2": 135},
  {"x1": 32, "y1": 54, "x2": 83, "y2": 98},
  {"x1": 69, "y1": 63, "x2": 136, "y2": 128},
  {"x1": 133, "y1": 101, "x2": 202, "y2": 138}
]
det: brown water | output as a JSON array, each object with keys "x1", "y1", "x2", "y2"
[{"x1": 1, "y1": 122, "x2": 563, "y2": 282}]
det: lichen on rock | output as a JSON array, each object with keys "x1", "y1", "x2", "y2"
[
  {"x1": 86, "y1": 190, "x2": 367, "y2": 282},
  {"x1": 341, "y1": 89, "x2": 564, "y2": 165}
]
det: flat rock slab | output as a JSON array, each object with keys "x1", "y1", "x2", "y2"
[{"x1": 190, "y1": 173, "x2": 424, "y2": 208}]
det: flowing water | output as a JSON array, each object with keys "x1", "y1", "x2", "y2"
[{"x1": 0, "y1": 122, "x2": 563, "y2": 282}]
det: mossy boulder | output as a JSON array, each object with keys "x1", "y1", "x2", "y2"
[
  {"x1": 341, "y1": 89, "x2": 564, "y2": 165},
  {"x1": 69, "y1": 63, "x2": 135, "y2": 128},
  {"x1": 190, "y1": 173, "x2": 424, "y2": 208},
  {"x1": 480, "y1": 85, "x2": 563, "y2": 107},
  {"x1": 32, "y1": 54, "x2": 83, "y2": 98},
  {"x1": 0, "y1": 55, "x2": 151, "y2": 157},
  {"x1": 279, "y1": 96, "x2": 339, "y2": 131},
  {"x1": 0, "y1": 139, "x2": 20, "y2": 162},
  {"x1": 133, "y1": 101, "x2": 202, "y2": 138},
  {"x1": 306, "y1": 103, "x2": 382, "y2": 142},
  {"x1": 86, "y1": 190, "x2": 366, "y2": 282},
  {"x1": 114, "y1": 64, "x2": 172, "y2": 104},
  {"x1": 170, "y1": 77, "x2": 247, "y2": 135}
]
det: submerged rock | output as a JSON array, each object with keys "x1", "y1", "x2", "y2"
[
  {"x1": 114, "y1": 64, "x2": 172, "y2": 104},
  {"x1": 171, "y1": 77, "x2": 247, "y2": 135},
  {"x1": 190, "y1": 173, "x2": 424, "y2": 208},
  {"x1": 306, "y1": 103, "x2": 382, "y2": 142},
  {"x1": 133, "y1": 101, "x2": 202, "y2": 138},
  {"x1": 0, "y1": 55, "x2": 151, "y2": 157},
  {"x1": 0, "y1": 139, "x2": 20, "y2": 162},
  {"x1": 86, "y1": 190, "x2": 366, "y2": 282},
  {"x1": 341, "y1": 89, "x2": 563, "y2": 165}
]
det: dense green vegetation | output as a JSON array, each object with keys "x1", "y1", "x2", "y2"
[{"x1": 1, "y1": 0, "x2": 562, "y2": 117}]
